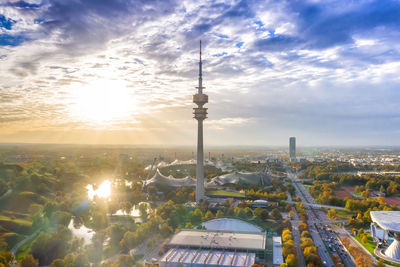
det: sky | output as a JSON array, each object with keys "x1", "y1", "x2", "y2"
[{"x1": 1, "y1": 0, "x2": 400, "y2": 146}]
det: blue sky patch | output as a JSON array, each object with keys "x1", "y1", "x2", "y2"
[
  {"x1": 213, "y1": 52, "x2": 227, "y2": 57},
  {"x1": 0, "y1": 15, "x2": 16, "y2": 30},
  {"x1": 254, "y1": 20, "x2": 264, "y2": 28},
  {"x1": 236, "y1": 42, "x2": 244, "y2": 48},
  {"x1": 214, "y1": 33, "x2": 229, "y2": 39},
  {"x1": 0, "y1": 34, "x2": 28, "y2": 46},
  {"x1": 7, "y1": 1, "x2": 41, "y2": 9}
]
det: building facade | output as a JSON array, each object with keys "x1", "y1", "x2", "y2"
[{"x1": 289, "y1": 137, "x2": 296, "y2": 162}]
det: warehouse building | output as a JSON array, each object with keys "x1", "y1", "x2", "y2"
[
  {"x1": 159, "y1": 218, "x2": 267, "y2": 267},
  {"x1": 272, "y1": 236, "x2": 284, "y2": 266}
]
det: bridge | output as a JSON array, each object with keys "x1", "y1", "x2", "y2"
[{"x1": 286, "y1": 200, "x2": 346, "y2": 211}]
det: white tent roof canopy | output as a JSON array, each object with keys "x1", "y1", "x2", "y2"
[{"x1": 370, "y1": 211, "x2": 400, "y2": 233}]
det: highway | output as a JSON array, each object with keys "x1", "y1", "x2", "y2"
[{"x1": 287, "y1": 167, "x2": 356, "y2": 267}]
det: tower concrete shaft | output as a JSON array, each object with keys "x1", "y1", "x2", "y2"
[{"x1": 193, "y1": 40, "x2": 208, "y2": 203}]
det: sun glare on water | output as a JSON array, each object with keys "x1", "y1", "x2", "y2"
[
  {"x1": 70, "y1": 80, "x2": 135, "y2": 125},
  {"x1": 86, "y1": 180, "x2": 111, "y2": 200}
]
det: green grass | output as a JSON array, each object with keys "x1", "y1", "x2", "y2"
[
  {"x1": 2, "y1": 232, "x2": 25, "y2": 250},
  {"x1": 303, "y1": 184, "x2": 312, "y2": 192},
  {"x1": 16, "y1": 234, "x2": 35, "y2": 262},
  {"x1": 206, "y1": 190, "x2": 245, "y2": 198},
  {"x1": 335, "y1": 209, "x2": 356, "y2": 220},
  {"x1": 354, "y1": 233, "x2": 376, "y2": 254},
  {"x1": 0, "y1": 215, "x2": 32, "y2": 234}
]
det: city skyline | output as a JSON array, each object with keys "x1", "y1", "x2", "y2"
[{"x1": 1, "y1": 0, "x2": 400, "y2": 146}]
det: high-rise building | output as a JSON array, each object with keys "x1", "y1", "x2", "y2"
[
  {"x1": 193, "y1": 41, "x2": 208, "y2": 203},
  {"x1": 289, "y1": 137, "x2": 296, "y2": 161}
]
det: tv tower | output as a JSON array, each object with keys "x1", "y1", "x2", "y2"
[{"x1": 193, "y1": 40, "x2": 208, "y2": 203}]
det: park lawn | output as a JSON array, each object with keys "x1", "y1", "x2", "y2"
[
  {"x1": 0, "y1": 215, "x2": 32, "y2": 234},
  {"x1": 303, "y1": 184, "x2": 312, "y2": 192},
  {"x1": 335, "y1": 209, "x2": 356, "y2": 220},
  {"x1": 206, "y1": 190, "x2": 245, "y2": 198},
  {"x1": 354, "y1": 233, "x2": 376, "y2": 255},
  {"x1": 2, "y1": 232, "x2": 25, "y2": 250}
]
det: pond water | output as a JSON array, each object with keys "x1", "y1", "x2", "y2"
[
  {"x1": 68, "y1": 219, "x2": 94, "y2": 245},
  {"x1": 113, "y1": 202, "x2": 150, "y2": 217}
]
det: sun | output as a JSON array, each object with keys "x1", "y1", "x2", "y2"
[
  {"x1": 86, "y1": 180, "x2": 111, "y2": 200},
  {"x1": 70, "y1": 79, "x2": 135, "y2": 125}
]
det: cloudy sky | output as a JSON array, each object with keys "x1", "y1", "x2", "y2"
[{"x1": 1, "y1": 0, "x2": 400, "y2": 146}]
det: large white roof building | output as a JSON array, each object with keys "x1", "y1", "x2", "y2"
[
  {"x1": 159, "y1": 249, "x2": 256, "y2": 267},
  {"x1": 167, "y1": 229, "x2": 266, "y2": 251},
  {"x1": 371, "y1": 211, "x2": 400, "y2": 262},
  {"x1": 202, "y1": 218, "x2": 263, "y2": 233},
  {"x1": 158, "y1": 218, "x2": 267, "y2": 267}
]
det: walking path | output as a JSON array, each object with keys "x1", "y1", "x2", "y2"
[{"x1": 10, "y1": 229, "x2": 40, "y2": 256}]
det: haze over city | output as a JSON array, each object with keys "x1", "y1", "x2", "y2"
[{"x1": 1, "y1": 0, "x2": 400, "y2": 146}]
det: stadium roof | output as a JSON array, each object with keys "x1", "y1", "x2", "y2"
[
  {"x1": 159, "y1": 248, "x2": 255, "y2": 267},
  {"x1": 145, "y1": 169, "x2": 196, "y2": 187},
  {"x1": 167, "y1": 229, "x2": 266, "y2": 251},
  {"x1": 202, "y1": 218, "x2": 263, "y2": 233},
  {"x1": 207, "y1": 171, "x2": 271, "y2": 186},
  {"x1": 370, "y1": 211, "x2": 400, "y2": 233}
]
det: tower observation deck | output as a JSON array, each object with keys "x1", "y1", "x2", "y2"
[{"x1": 193, "y1": 40, "x2": 208, "y2": 203}]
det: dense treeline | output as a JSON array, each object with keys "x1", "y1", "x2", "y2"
[
  {"x1": 280, "y1": 228, "x2": 298, "y2": 267},
  {"x1": 341, "y1": 236, "x2": 373, "y2": 267},
  {"x1": 298, "y1": 222, "x2": 322, "y2": 267}
]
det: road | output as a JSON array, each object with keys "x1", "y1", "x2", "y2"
[{"x1": 287, "y1": 167, "x2": 356, "y2": 267}]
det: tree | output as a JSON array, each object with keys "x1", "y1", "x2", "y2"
[
  {"x1": 0, "y1": 252, "x2": 13, "y2": 265},
  {"x1": 243, "y1": 207, "x2": 253, "y2": 218},
  {"x1": 120, "y1": 201, "x2": 133, "y2": 215},
  {"x1": 74, "y1": 254, "x2": 89, "y2": 267},
  {"x1": 300, "y1": 231, "x2": 311, "y2": 239},
  {"x1": 21, "y1": 255, "x2": 38, "y2": 267},
  {"x1": 51, "y1": 259, "x2": 64, "y2": 267},
  {"x1": 106, "y1": 223, "x2": 127, "y2": 247},
  {"x1": 271, "y1": 208, "x2": 282, "y2": 220},
  {"x1": 355, "y1": 255, "x2": 373, "y2": 267},
  {"x1": 286, "y1": 253, "x2": 298, "y2": 267},
  {"x1": 289, "y1": 210, "x2": 295, "y2": 219},
  {"x1": 327, "y1": 208, "x2": 337, "y2": 220},
  {"x1": 204, "y1": 210, "x2": 214, "y2": 220},
  {"x1": 254, "y1": 208, "x2": 268, "y2": 221},
  {"x1": 282, "y1": 229, "x2": 293, "y2": 242},
  {"x1": 189, "y1": 208, "x2": 203, "y2": 225},
  {"x1": 379, "y1": 185, "x2": 385, "y2": 194},
  {"x1": 216, "y1": 210, "x2": 223, "y2": 218},
  {"x1": 298, "y1": 221, "x2": 308, "y2": 233},
  {"x1": 138, "y1": 203, "x2": 148, "y2": 221},
  {"x1": 361, "y1": 235, "x2": 368, "y2": 243},
  {"x1": 116, "y1": 254, "x2": 135, "y2": 267},
  {"x1": 160, "y1": 223, "x2": 173, "y2": 237},
  {"x1": 376, "y1": 259, "x2": 385, "y2": 267}
]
